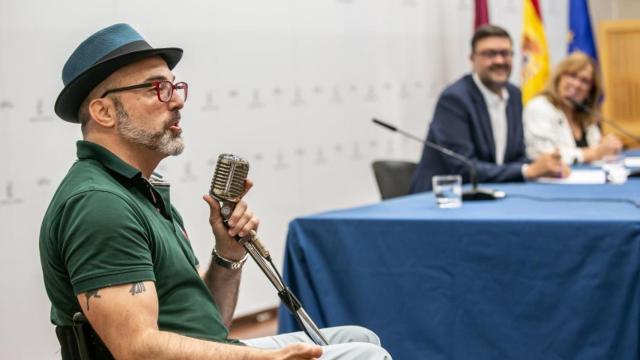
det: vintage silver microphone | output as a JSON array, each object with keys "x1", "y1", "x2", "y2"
[
  {"x1": 209, "y1": 154, "x2": 328, "y2": 346},
  {"x1": 209, "y1": 154, "x2": 270, "y2": 259}
]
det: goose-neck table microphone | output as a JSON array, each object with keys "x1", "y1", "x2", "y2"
[
  {"x1": 569, "y1": 99, "x2": 640, "y2": 144},
  {"x1": 372, "y1": 118, "x2": 506, "y2": 201}
]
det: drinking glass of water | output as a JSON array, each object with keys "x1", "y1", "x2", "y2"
[
  {"x1": 602, "y1": 154, "x2": 628, "y2": 184},
  {"x1": 432, "y1": 175, "x2": 462, "y2": 208}
]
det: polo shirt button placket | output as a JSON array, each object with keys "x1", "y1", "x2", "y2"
[{"x1": 143, "y1": 179, "x2": 161, "y2": 214}]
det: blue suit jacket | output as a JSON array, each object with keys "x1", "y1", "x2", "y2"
[{"x1": 410, "y1": 74, "x2": 529, "y2": 193}]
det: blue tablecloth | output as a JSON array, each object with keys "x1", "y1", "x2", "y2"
[{"x1": 278, "y1": 181, "x2": 640, "y2": 359}]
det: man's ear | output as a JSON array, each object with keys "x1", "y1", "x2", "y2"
[{"x1": 88, "y1": 97, "x2": 117, "y2": 128}]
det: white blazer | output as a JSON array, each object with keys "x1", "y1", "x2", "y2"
[{"x1": 523, "y1": 96, "x2": 601, "y2": 164}]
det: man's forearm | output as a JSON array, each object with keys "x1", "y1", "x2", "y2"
[
  {"x1": 130, "y1": 328, "x2": 264, "y2": 360},
  {"x1": 474, "y1": 160, "x2": 526, "y2": 183},
  {"x1": 203, "y1": 260, "x2": 243, "y2": 326}
]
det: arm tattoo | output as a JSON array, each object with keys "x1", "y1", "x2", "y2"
[
  {"x1": 85, "y1": 290, "x2": 101, "y2": 311},
  {"x1": 129, "y1": 282, "x2": 146, "y2": 296}
]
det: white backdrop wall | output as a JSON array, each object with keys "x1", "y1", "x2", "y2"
[{"x1": 0, "y1": 0, "x2": 567, "y2": 358}]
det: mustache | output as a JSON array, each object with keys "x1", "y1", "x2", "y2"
[
  {"x1": 166, "y1": 111, "x2": 181, "y2": 126},
  {"x1": 489, "y1": 64, "x2": 511, "y2": 71}
]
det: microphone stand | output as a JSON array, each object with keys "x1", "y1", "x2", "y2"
[
  {"x1": 218, "y1": 200, "x2": 329, "y2": 346},
  {"x1": 372, "y1": 118, "x2": 506, "y2": 200}
]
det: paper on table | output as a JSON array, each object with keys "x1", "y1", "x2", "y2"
[
  {"x1": 536, "y1": 169, "x2": 606, "y2": 184},
  {"x1": 624, "y1": 157, "x2": 640, "y2": 168}
]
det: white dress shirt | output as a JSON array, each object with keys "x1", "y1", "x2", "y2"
[
  {"x1": 523, "y1": 96, "x2": 601, "y2": 164},
  {"x1": 472, "y1": 73, "x2": 509, "y2": 165}
]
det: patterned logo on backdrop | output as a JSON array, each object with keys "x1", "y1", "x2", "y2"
[
  {"x1": 352, "y1": 143, "x2": 363, "y2": 160},
  {"x1": 0, "y1": 99, "x2": 14, "y2": 110},
  {"x1": 189, "y1": 79, "x2": 429, "y2": 176},
  {"x1": 30, "y1": 98, "x2": 53, "y2": 122},
  {"x1": 315, "y1": 148, "x2": 327, "y2": 165},
  {"x1": 202, "y1": 91, "x2": 219, "y2": 111},
  {"x1": 37, "y1": 177, "x2": 51, "y2": 187},
  {"x1": 253, "y1": 153, "x2": 264, "y2": 163},
  {"x1": 180, "y1": 162, "x2": 197, "y2": 182},
  {"x1": 274, "y1": 151, "x2": 288, "y2": 170},
  {"x1": 0, "y1": 182, "x2": 23, "y2": 206},
  {"x1": 330, "y1": 85, "x2": 343, "y2": 104},
  {"x1": 365, "y1": 85, "x2": 377, "y2": 102},
  {"x1": 292, "y1": 87, "x2": 305, "y2": 107},
  {"x1": 249, "y1": 89, "x2": 264, "y2": 109},
  {"x1": 400, "y1": 83, "x2": 410, "y2": 100}
]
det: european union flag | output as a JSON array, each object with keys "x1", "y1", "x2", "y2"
[{"x1": 568, "y1": 0, "x2": 598, "y2": 60}]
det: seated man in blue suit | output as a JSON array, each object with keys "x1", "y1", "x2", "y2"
[{"x1": 410, "y1": 25, "x2": 569, "y2": 193}]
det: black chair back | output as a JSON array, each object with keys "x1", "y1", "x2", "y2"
[
  {"x1": 371, "y1": 160, "x2": 417, "y2": 200},
  {"x1": 56, "y1": 312, "x2": 114, "y2": 360}
]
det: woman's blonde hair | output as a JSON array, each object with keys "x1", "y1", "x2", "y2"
[{"x1": 540, "y1": 51, "x2": 602, "y2": 128}]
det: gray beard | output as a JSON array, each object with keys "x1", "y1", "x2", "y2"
[{"x1": 114, "y1": 98, "x2": 184, "y2": 156}]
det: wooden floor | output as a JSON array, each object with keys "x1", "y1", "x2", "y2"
[{"x1": 228, "y1": 307, "x2": 278, "y2": 340}]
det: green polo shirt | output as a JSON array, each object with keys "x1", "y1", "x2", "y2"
[{"x1": 40, "y1": 140, "x2": 237, "y2": 344}]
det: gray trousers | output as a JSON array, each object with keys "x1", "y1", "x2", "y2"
[{"x1": 243, "y1": 325, "x2": 392, "y2": 359}]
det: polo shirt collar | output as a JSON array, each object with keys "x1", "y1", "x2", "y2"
[{"x1": 76, "y1": 140, "x2": 142, "y2": 180}]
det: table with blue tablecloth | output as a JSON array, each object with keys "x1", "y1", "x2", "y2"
[{"x1": 278, "y1": 180, "x2": 640, "y2": 359}]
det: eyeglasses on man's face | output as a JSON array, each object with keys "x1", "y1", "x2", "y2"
[
  {"x1": 101, "y1": 80, "x2": 189, "y2": 103},
  {"x1": 475, "y1": 49, "x2": 514, "y2": 60}
]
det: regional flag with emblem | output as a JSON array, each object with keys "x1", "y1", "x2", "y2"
[
  {"x1": 521, "y1": 0, "x2": 550, "y2": 104},
  {"x1": 474, "y1": 0, "x2": 489, "y2": 30},
  {"x1": 568, "y1": 0, "x2": 598, "y2": 60}
]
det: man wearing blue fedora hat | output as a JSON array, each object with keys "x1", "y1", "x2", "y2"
[{"x1": 40, "y1": 24, "x2": 391, "y2": 360}]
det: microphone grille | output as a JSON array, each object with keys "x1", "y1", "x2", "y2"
[
  {"x1": 569, "y1": 98, "x2": 589, "y2": 113},
  {"x1": 210, "y1": 154, "x2": 250, "y2": 203}
]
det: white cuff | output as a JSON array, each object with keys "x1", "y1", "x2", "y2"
[{"x1": 521, "y1": 163, "x2": 530, "y2": 181}]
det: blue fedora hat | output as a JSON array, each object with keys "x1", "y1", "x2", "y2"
[{"x1": 55, "y1": 23, "x2": 183, "y2": 123}]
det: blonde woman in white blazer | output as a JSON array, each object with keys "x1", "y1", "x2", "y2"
[{"x1": 524, "y1": 52, "x2": 621, "y2": 164}]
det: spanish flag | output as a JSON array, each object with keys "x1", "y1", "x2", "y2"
[{"x1": 521, "y1": 0, "x2": 550, "y2": 104}]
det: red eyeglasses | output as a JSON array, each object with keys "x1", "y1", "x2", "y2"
[{"x1": 101, "y1": 80, "x2": 188, "y2": 102}]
